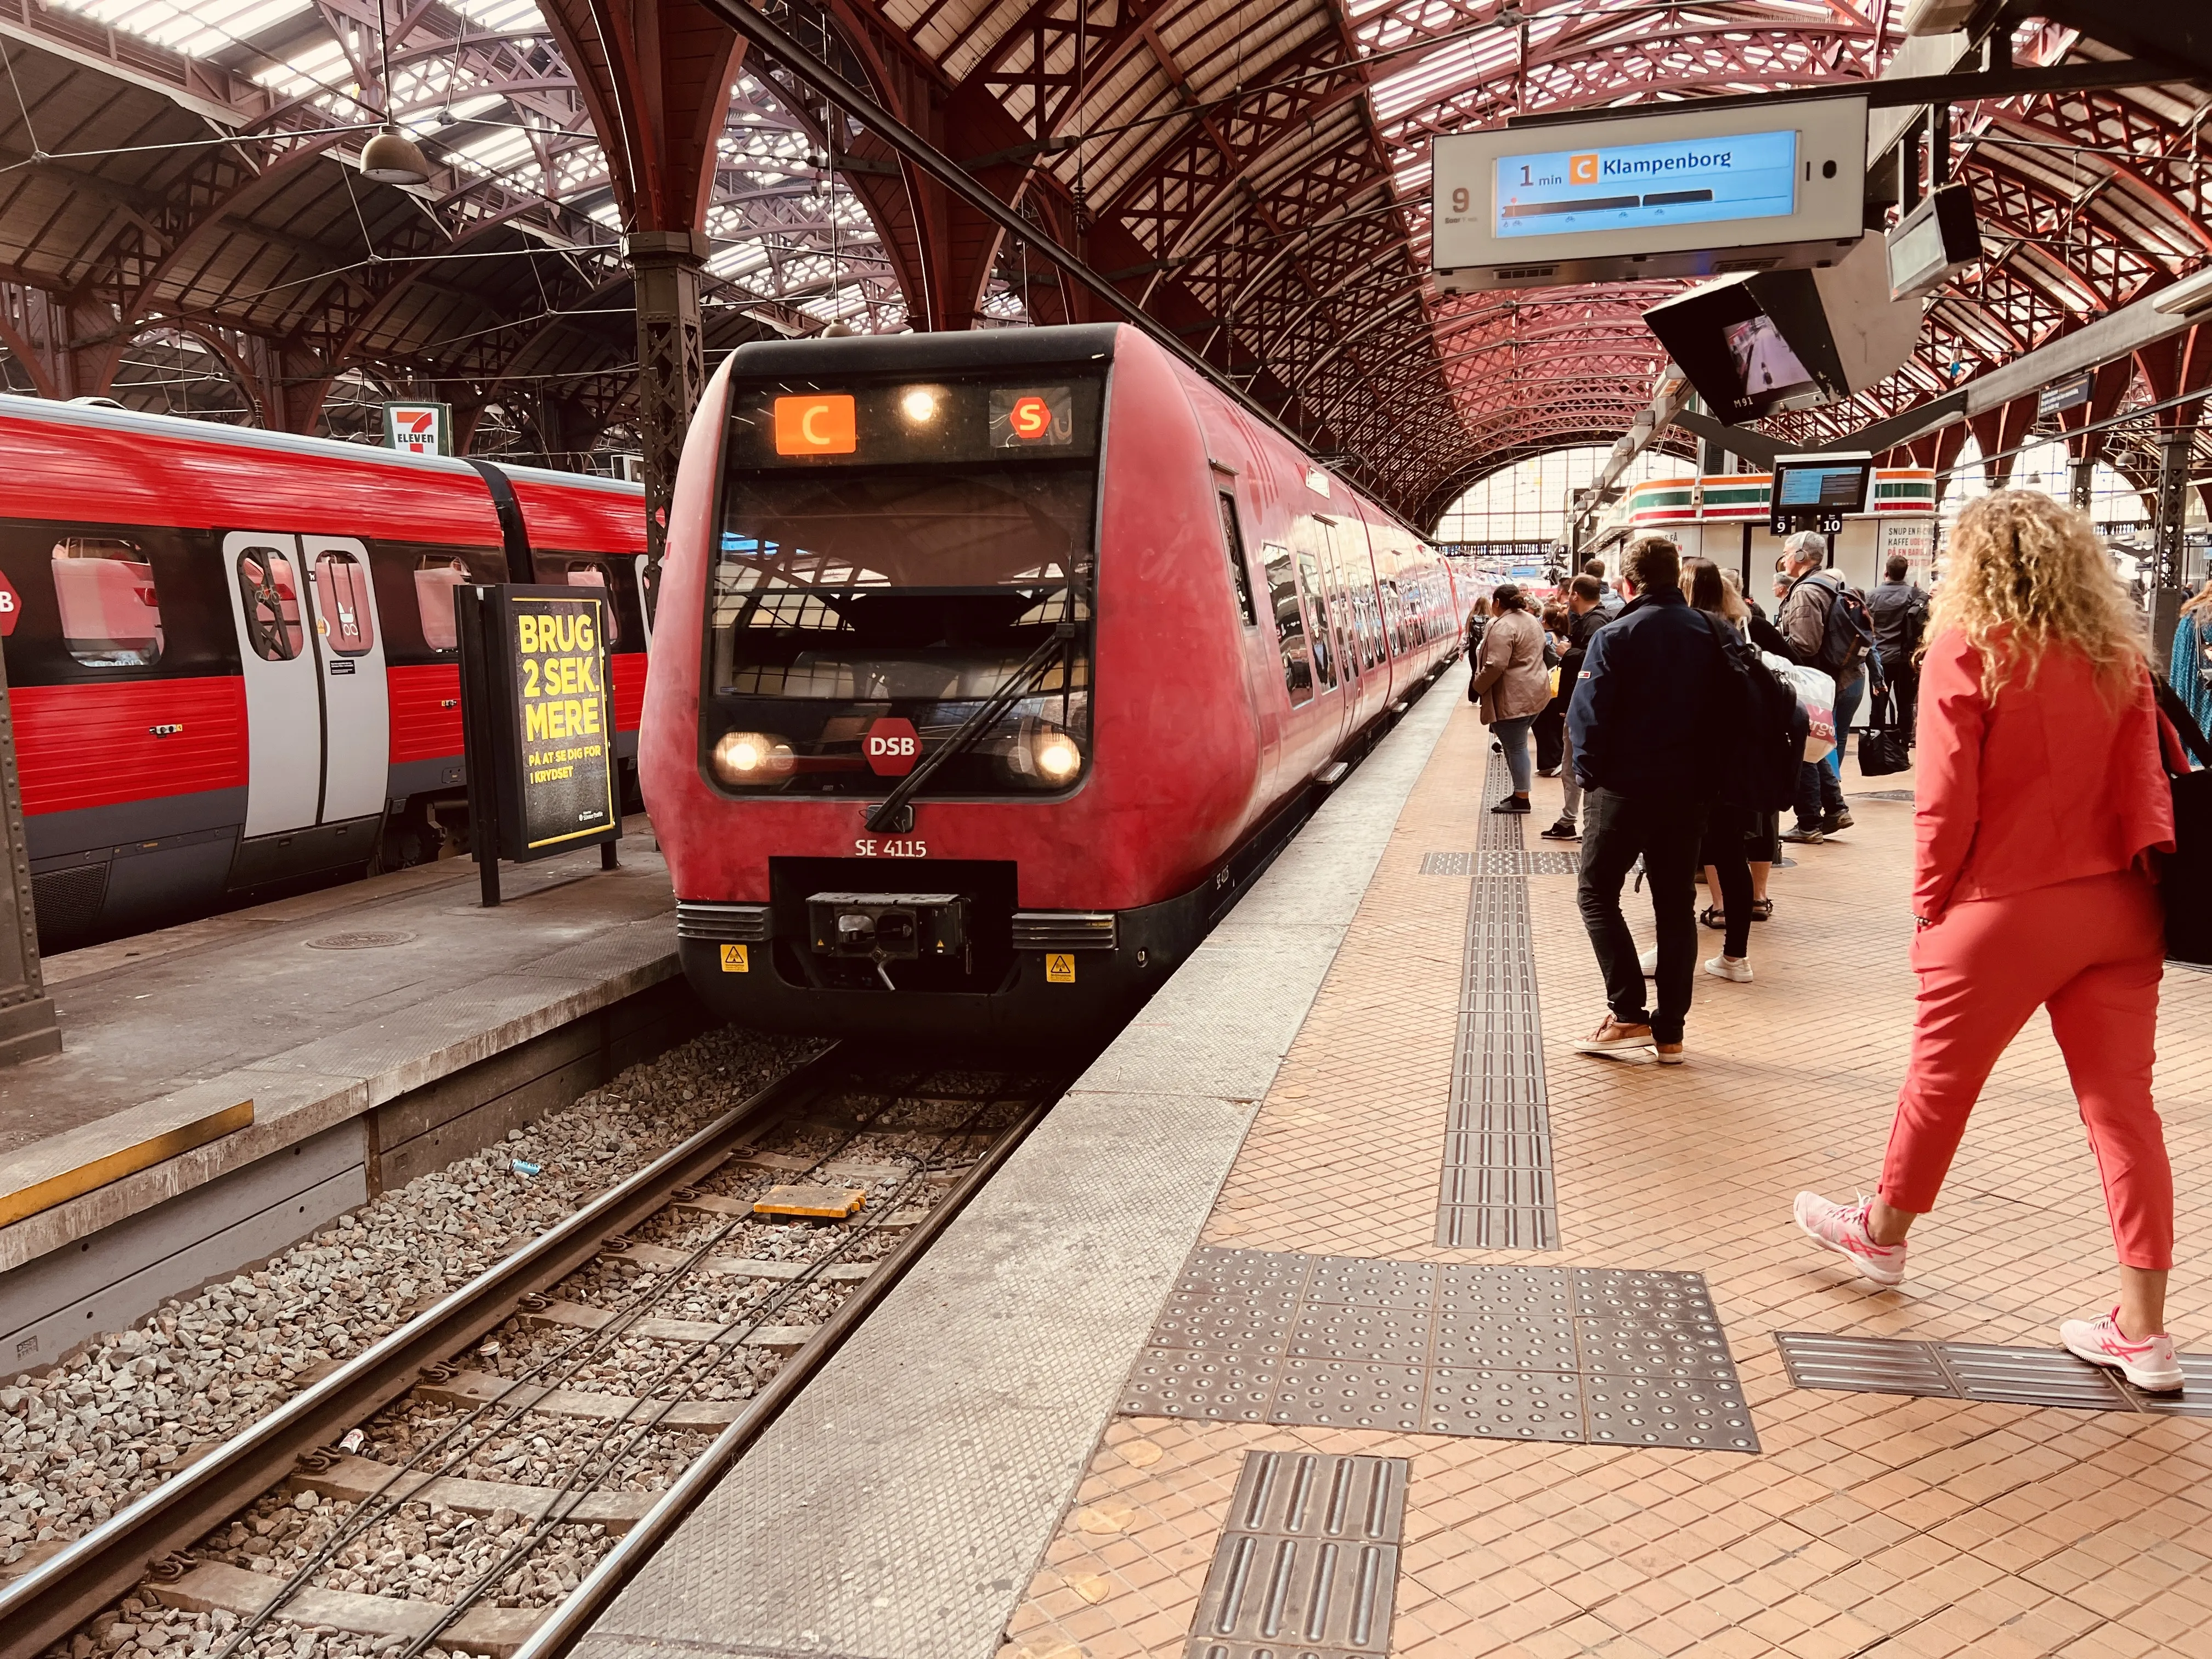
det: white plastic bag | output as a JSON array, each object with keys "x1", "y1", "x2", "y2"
[{"x1": 1763, "y1": 652, "x2": 1836, "y2": 764}]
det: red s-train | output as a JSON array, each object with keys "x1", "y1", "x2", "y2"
[
  {"x1": 645, "y1": 323, "x2": 1465, "y2": 1043},
  {"x1": 0, "y1": 397, "x2": 648, "y2": 951}
]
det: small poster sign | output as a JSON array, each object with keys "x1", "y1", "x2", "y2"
[{"x1": 454, "y1": 584, "x2": 620, "y2": 905}]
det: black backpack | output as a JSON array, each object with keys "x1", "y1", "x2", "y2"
[
  {"x1": 1697, "y1": 612, "x2": 1807, "y2": 812},
  {"x1": 1791, "y1": 572, "x2": 1881, "y2": 681}
]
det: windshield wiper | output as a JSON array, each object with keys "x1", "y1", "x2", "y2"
[{"x1": 863, "y1": 623, "x2": 1074, "y2": 833}]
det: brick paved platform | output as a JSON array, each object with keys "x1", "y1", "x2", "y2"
[{"x1": 1005, "y1": 693, "x2": 2212, "y2": 1659}]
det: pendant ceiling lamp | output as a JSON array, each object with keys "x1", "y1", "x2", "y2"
[{"x1": 362, "y1": 0, "x2": 432, "y2": 185}]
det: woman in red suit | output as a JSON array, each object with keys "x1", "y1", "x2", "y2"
[{"x1": 1793, "y1": 490, "x2": 2182, "y2": 1390}]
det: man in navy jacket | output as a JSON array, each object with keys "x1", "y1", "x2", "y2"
[{"x1": 1565, "y1": 536, "x2": 1737, "y2": 1064}]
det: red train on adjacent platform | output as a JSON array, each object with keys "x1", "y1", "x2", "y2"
[
  {"x1": 0, "y1": 397, "x2": 648, "y2": 951},
  {"x1": 645, "y1": 323, "x2": 1466, "y2": 1043}
]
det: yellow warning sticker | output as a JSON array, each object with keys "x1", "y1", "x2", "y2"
[
  {"x1": 1045, "y1": 952, "x2": 1076, "y2": 984},
  {"x1": 720, "y1": 943, "x2": 749, "y2": 973}
]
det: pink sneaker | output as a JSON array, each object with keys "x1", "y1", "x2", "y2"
[
  {"x1": 1793, "y1": 1192, "x2": 1907, "y2": 1287},
  {"x1": 2061, "y1": 1309, "x2": 2183, "y2": 1392}
]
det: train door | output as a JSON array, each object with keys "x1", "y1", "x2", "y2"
[
  {"x1": 223, "y1": 532, "x2": 389, "y2": 839},
  {"x1": 303, "y1": 538, "x2": 390, "y2": 820}
]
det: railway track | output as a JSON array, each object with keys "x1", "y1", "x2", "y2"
[{"x1": 2, "y1": 1047, "x2": 1062, "y2": 1659}]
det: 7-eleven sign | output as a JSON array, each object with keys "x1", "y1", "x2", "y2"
[{"x1": 384, "y1": 402, "x2": 452, "y2": 456}]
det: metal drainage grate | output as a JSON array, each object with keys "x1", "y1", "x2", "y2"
[
  {"x1": 1774, "y1": 1332, "x2": 2212, "y2": 1415},
  {"x1": 1418, "y1": 851, "x2": 1473, "y2": 877},
  {"x1": 305, "y1": 930, "x2": 417, "y2": 950},
  {"x1": 1438, "y1": 760, "x2": 1554, "y2": 1249},
  {"x1": 1184, "y1": 1451, "x2": 1406, "y2": 1659},
  {"x1": 1123, "y1": 1248, "x2": 1758, "y2": 1451},
  {"x1": 1852, "y1": 789, "x2": 1916, "y2": 802}
]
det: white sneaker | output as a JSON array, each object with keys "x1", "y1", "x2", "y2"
[
  {"x1": 1704, "y1": 955, "x2": 1753, "y2": 982},
  {"x1": 2062, "y1": 1308, "x2": 2185, "y2": 1392},
  {"x1": 1638, "y1": 946, "x2": 1658, "y2": 977},
  {"x1": 1793, "y1": 1192, "x2": 1908, "y2": 1286}
]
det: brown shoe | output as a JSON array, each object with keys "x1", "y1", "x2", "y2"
[
  {"x1": 1574, "y1": 1017, "x2": 1654, "y2": 1054},
  {"x1": 1655, "y1": 1043, "x2": 1685, "y2": 1065}
]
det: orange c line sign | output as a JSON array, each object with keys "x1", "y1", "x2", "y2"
[{"x1": 775, "y1": 393, "x2": 857, "y2": 455}]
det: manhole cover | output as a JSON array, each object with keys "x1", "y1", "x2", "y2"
[{"x1": 306, "y1": 931, "x2": 416, "y2": 950}]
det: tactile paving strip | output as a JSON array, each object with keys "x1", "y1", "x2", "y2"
[
  {"x1": 1185, "y1": 1450, "x2": 1407, "y2": 1659},
  {"x1": 1852, "y1": 789, "x2": 1917, "y2": 802},
  {"x1": 1774, "y1": 1331, "x2": 2212, "y2": 1415},
  {"x1": 1437, "y1": 753, "x2": 1556, "y2": 1248},
  {"x1": 1123, "y1": 1248, "x2": 1758, "y2": 1451},
  {"x1": 1418, "y1": 851, "x2": 1473, "y2": 876}
]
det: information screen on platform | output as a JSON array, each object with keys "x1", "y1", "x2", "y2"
[
  {"x1": 1492, "y1": 130, "x2": 1798, "y2": 239},
  {"x1": 1431, "y1": 98, "x2": 1866, "y2": 290}
]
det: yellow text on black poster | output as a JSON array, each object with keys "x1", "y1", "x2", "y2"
[{"x1": 510, "y1": 595, "x2": 616, "y2": 851}]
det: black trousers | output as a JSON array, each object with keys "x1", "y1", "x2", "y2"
[
  {"x1": 1576, "y1": 787, "x2": 1709, "y2": 1045},
  {"x1": 1698, "y1": 802, "x2": 1756, "y2": 960}
]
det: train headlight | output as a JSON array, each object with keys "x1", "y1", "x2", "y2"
[
  {"x1": 899, "y1": 386, "x2": 943, "y2": 425},
  {"x1": 1032, "y1": 731, "x2": 1082, "y2": 782},
  {"x1": 713, "y1": 731, "x2": 791, "y2": 782}
]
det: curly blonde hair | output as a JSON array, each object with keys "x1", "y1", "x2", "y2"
[{"x1": 1927, "y1": 489, "x2": 2145, "y2": 695}]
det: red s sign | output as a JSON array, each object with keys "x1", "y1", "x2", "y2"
[
  {"x1": 0, "y1": 570, "x2": 19, "y2": 636},
  {"x1": 864, "y1": 716, "x2": 920, "y2": 776}
]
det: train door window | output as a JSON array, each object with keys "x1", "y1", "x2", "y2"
[
  {"x1": 236, "y1": 548, "x2": 303, "y2": 661},
  {"x1": 1215, "y1": 492, "x2": 1257, "y2": 627},
  {"x1": 1261, "y1": 542, "x2": 1312, "y2": 706},
  {"x1": 312, "y1": 549, "x2": 374, "y2": 655},
  {"x1": 540, "y1": 558, "x2": 622, "y2": 643},
  {"x1": 415, "y1": 556, "x2": 471, "y2": 651},
  {"x1": 52, "y1": 537, "x2": 164, "y2": 668},
  {"x1": 1295, "y1": 546, "x2": 1336, "y2": 690}
]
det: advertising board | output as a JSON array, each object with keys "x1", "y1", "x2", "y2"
[{"x1": 454, "y1": 584, "x2": 620, "y2": 903}]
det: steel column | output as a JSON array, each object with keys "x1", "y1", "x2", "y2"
[
  {"x1": 2155, "y1": 428, "x2": 2193, "y2": 590},
  {"x1": 625, "y1": 230, "x2": 710, "y2": 620}
]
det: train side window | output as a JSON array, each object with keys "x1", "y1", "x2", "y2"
[
  {"x1": 236, "y1": 548, "x2": 303, "y2": 661},
  {"x1": 544, "y1": 558, "x2": 622, "y2": 644},
  {"x1": 1215, "y1": 492, "x2": 1257, "y2": 627},
  {"x1": 415, "y1": 556, "x2": 470, "y2": 651},
  {"x1": 52, "y1": 537, "x2": 165, "y2": 668},
  {"x1": 1261, "y1": 542, "x2": 1312, "y2": 707},
  {"x1": 1295, "y1": 546, "x2": 1336, "y2": 689},
  {"x1": 313, "y1": 550, "x2": 374, "y2": 656}
]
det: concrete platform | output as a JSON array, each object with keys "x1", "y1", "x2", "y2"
[
  {"x1": 573, "y1": 672, "x2": 1465, "y2": 1659},
  {"x1": 0, "y1": 826, "x2": 698, "y2": 1373},
  {"x1": 580, "y1": 679, "x2": 2212, "y2": 1659}
]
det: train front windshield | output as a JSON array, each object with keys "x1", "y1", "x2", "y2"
[{"x1": 702, "y1": 373, "x2": 1102, "y2": 798}]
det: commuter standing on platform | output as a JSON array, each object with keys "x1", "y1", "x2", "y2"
[
  {"x1": 1794, "y1": 490, "x2": 2185, "y2": 1390},
  {"x1": 1866, "y1": 553, "x2": 1932, "y2": 743},
  {"x1": 1777, "y1": 532, "x2": 1875, "y2": 844},
  {"x1": 1541, "y1": 574, "x2": 1611, "y2": 842},
  {"x1": 2172, "y1": 579, "x2": 2212, "y2": 740},
  {"x1": 1584, "y1": 557, "x2": 1624, "y2": 620},
  {"x1": 1469, "y1": 583, "x2": 1551, "y2": 814},
  {"x1": 1534, "y1": 599, "x2": 1572, "y2": 776},
  {"x1": 1567, "y1": 538, "x2": 1737, "y2": 1064}
]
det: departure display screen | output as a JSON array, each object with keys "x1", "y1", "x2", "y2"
[
  {"x1": 1773, "y1": 459, "x2": 1873, "y2": 515},
  {"x1": 1493, "y1": 128, "x2": 1798, "y2": 239},
  {"x1": 737, "y1": 376, "x2": 1100, "y2": 466}
]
